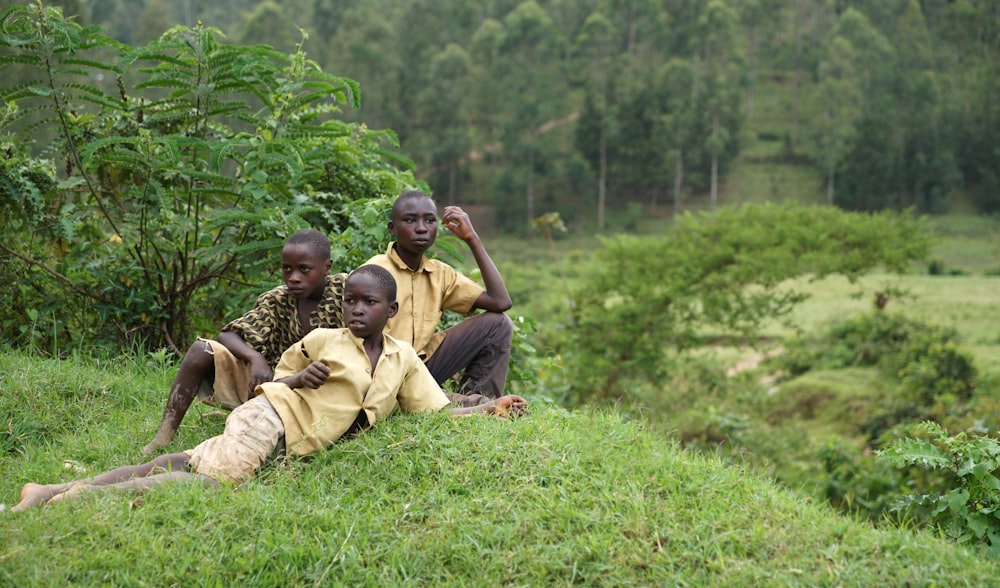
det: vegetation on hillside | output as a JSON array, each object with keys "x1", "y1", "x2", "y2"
[
  {"x1": 2, "y1": 0, "x2": 1000, "y2": 571},
  {"x1": 2, "y1": 349, "x2": 999, "y2": 584},
  {"x1": 0, "y1": 4, "x2": 413, "y2": 351},
  {"x1": 6, "y1": 0, "x2": 996, "y2": 227}
]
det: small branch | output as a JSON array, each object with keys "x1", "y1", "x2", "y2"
[{"x1": 0, "y1": 243, "x2": 109, "y2": 303}]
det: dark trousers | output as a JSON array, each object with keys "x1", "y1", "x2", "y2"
[{"x1": 424, "y1": 311, "x2": 513, "y2": 399}]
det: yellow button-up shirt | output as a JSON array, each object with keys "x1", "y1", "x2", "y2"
[
  {"x1": 258, "y1": 328, "x2": 449, "y2": 457},
  {"x1": 367, "y1": 244, "x2": 484, "y2": 359}
]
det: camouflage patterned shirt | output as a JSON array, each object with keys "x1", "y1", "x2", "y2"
[{"x1": 221, "y1": 273, "x2": 347, "y2": 368}]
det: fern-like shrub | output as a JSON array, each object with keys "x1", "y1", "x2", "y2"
[
  {"x1": 879, "y1": 421, "x2": 1000, "y2": 559},
  {"x1": 0, "y1": 3, "x2": 417, "y2": 353}
]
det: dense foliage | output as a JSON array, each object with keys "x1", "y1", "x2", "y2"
[
  {"x1": 8, "y1": 0, "x2": 997, "y2": 225},
  {"x1": 881, "y1": 421, "x2": 1000, "y2": 560},
  {"x1": 0, "y1": 3, "x2": 416, "y2": 352},
  {"x1": 560, "y1": 203, "x2": 932, "y2": 401}
]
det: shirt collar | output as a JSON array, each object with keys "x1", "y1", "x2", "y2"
[
  {"x1": 346, "y1": 329, "x2": 401, "y2": 356},
  {"x1": 386, "y1": 242, "x2": 433, "y2": 273}
]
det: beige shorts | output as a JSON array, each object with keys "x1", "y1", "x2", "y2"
[
  {"x1": 186, "y1": 395, "x2": 284, "y2": 484},
  {"x1": 195, "y1": 338, "x2": 254, "y2": 410}
]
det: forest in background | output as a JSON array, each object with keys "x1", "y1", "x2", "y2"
[{"x1": 5, "y1": 0, "x2": 999, "y2": 231}]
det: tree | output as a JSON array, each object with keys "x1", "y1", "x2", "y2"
[
  {"x1": 695, "y1": 0, "x2": 744, "y2": 212},
  {"x1": 494, "y1": 1, "x2": 567, "y2": 224},
  {"x1": 0, "y1": 4, "x2": 415, "y2": 353},
  {"x1": 810, "y1": 35, "x2": 861, "y2": 205},
  {"x1": 651, "y1": 57, "x2": 699, "y2": 217},
  {"x1": 562, "y1": 204, "x2": 933, "y2": 402},
  {"x1": 572, "y1": 10, "x2": 618, "y2": 230},
  {"x1": 414, "y1": 43, "x2": 473, "y2": 204}
]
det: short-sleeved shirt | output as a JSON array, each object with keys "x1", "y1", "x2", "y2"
[
  {"x1": 257, "y1": 328, "x2": 450, "y2": 457},
  {"x1": 221, "y1": 273, "x2": 347, "y2": 368},
  {"x1": 367, "y1": 244, "x2": 484, "y2": 359}
]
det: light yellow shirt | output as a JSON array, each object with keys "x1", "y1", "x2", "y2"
[
  {"x1": 367, "y1": 243, "x2": 484, "y2": 359},
  {"x1": 258, "y1": 328, "x2": 449, "y2": 457}
]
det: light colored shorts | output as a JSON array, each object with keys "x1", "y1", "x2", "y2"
[
  {"x1": 186, "y1": 395, "x2": 284, "y2": 484},
  {"x1": 195, "y1": 338, "x2": 254, "y2": 410}
]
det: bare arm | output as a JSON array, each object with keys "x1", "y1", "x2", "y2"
[
  {"x1": 442, "y1": 205, "x2": 512, "y2": 312},
  {"x1": 217, "y1": 330, "x2": 272, "y2": 395}
]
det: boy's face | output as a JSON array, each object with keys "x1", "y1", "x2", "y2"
[
  {"x1": 281, "y1": 243, "x2": 331, "y2": 301},
  {"x1": 388, "y1": 196, "x2": 438, "y2": 256},
  {"x1": 343, "y1": 273, "x2": 398, "y2": 339}
]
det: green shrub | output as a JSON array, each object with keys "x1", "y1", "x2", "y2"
[
  {"x1": 564, "y1": 204, "x2": 932, "y2": 403},
  {"x1": 772, "y1": 310, "x2": 978, "y2": 441},
  {"x1": 0, "y1": 5, "x2": 415, "y2": 353},
  {"x1": 879, "y1": 421, "x2": 1000, "y2": 560}
]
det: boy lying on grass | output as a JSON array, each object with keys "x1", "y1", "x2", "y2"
[{"x1": 12, "y1": 265, "x2": 527, "y2": 512}]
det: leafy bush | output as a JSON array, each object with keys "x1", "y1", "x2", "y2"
[
  {"x1": 563, "y1": 203, "x2": 932, "y2": 403},
  {"x1": 0, "y1": 4, "x2": 416, "y2": 354},
  {"x1": 879, "y1": 421, "x2": 1000, "y2": 560},
  {"x1": 772, "y1": 311, "x2": 978, "y2": 442}
]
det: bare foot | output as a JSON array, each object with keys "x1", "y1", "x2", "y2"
[
  {"x1": 142, "y1": 432, "x2": 175, "y2": 456},
  {"x1": 11, "y1": 483, "x2": 65, "y2": 512},
  {"x1": 142, "y1": 441, "x2": 163, "y2": 455}
]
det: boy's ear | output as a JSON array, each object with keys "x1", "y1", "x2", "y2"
[
  {"x1": 387, "y1": 220, "x2": 396, "y2": 236},
  {"x1": 387, "y1": 301, "x2": 398, "y2": 319}
]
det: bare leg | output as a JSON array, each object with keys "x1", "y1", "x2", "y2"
[
  {"x1": 144, "y1": 342, "x2": 216, "y2": 454},
  {"x1": 11, "y1": 453, "x2": 192, "y2": 512},
  {"x1": 50, "y1": 471, "x2": 217, "y2": 504}
]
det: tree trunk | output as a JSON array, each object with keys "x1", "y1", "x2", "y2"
[
  {"x1": 526, "y1": 148, "x2": 535, "y2": 223},
  {"x1": 827, "y1": 163, "x2": 835, "y2": 206},
  {"x1": 791, "y1": 5, "x2": 802, "y2": 151},
  {"x1": 598, "y1": 122, "x2": 607, "y2": 230},
  {"x1": 711, "y1": 113, "x2": 719, "y2": 212},
  {"x1": 673, "y1": 149, "x2": 684, "y2": 221},
  {"x1": 448, "y1": 161, "x2": 457, "y2": 205}
]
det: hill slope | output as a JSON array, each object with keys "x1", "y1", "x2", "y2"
[{"x1": 1, "y1": 350, "x2": 998, "y2": 585}]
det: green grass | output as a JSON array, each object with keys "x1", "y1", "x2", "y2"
[
  {"x1": 757, "y1": 273, "x2": 1000, "y2": 374},
  {"x1": 2, "y1": 349, "x2": 999, "y2": 585}
]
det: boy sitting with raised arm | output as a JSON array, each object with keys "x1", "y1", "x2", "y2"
[
  {"x1": 367, "y1": 190, "x2": 514, "y2": 404},
  {"x1": 12, "y1": 265, "x2": 527, "y2": 511},
  {"x1": 144, "y1": 229, "x2": 348, "y2": 454}
]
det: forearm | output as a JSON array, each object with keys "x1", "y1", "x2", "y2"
[
  {"x1": 448, "y1": 402, "x2": 498, "y2": 416},
  {"x1": 466, "y1": 235, "x2": 512, "y2": 311},
  {"x1": 217, "y1": 331, "x2": 267, "y2": 365}
]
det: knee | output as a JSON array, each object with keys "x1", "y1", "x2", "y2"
[
  {"x1": 482, "y1": 312, "x2": 514, "y2": 342},
  {"x1": 152, "y1": 452, "x2": 191, "y2": 472},
  {"x1": 180, "y1": 340, "x2": 214, "y2": 371}
]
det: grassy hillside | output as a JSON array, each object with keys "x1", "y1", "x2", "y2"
[{"x1": 2, "y1": 349, "x2": 998, "y2": 585}]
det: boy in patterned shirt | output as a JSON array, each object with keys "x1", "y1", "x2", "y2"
[
  {"x1": 11, "y1": 265, "x2": 527, "y2": 511},
  {"x1": 143, "y1": 229, "x2": 347, "y2": 454}
]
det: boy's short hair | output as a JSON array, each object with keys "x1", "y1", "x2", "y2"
[
  {"x1": 285, "y1": 229, "x2": 331, "y2": 261},
  {"x1": 391, "y1": 190, "x2": 436, "y2": 219},
  {"x1": 348, "y1": 264, "x2": 397, "y2": 302}
]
